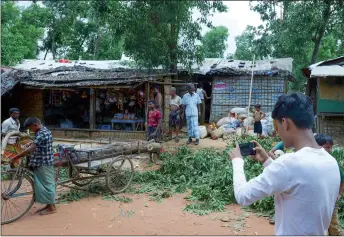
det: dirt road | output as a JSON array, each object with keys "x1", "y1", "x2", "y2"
[
  {"x1": 2, "y1": 192, "x2": 274, "y2": 236},
  {"x1": 2, "y1": 138, "x2": 274, "y2": 235}
]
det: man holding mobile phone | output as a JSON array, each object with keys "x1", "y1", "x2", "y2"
[{"x1": 228, "y1": 93, "x2": 340, "y2": 235}]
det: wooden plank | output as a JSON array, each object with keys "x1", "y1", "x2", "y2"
[{"x1": 89, "y1": 88, "x2": 96, "y2": 129}]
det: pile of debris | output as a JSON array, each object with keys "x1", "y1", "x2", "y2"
[{"x1": 198, "y1": 107, "x2": 274, "y2": 141}]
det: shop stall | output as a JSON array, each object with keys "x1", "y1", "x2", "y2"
[{"x1": 12, "y1": 59, "x2": 175, "y2": 140}]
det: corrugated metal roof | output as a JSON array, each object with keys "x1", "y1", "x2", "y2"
[{"x1": 303, "y1": 56, "x2": 344, "y2": 78}]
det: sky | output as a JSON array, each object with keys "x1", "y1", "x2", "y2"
[
  {"x1": 197, "y1": 1, "x2": 262, "y2": 56},
  {"x1": 17, "y1": 1, "x2": 262, "y2": 59}
]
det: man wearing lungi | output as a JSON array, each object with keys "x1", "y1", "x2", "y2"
[
  {"x1": 168, "y1": 87, "x2": 182, "y2": 143},
  {"x1": 11, "y1": 117, "x2": 57, "y2": 215},
  {"x1": 1, "y1": 108, "x2": 23, "y2": 167},
  {"x1": 182, "y1": 84, "x2": 201, "y2": 145}
]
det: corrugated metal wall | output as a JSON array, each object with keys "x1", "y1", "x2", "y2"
[{"x1": 210, "y1": 76, "x2": 286, "y2": 122}]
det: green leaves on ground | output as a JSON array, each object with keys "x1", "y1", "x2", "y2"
[{"x1": 132, "y1": 135, "x2": 344, "y2": 227}]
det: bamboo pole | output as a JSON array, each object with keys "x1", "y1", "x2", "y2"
[{"x1": 246, "y1": 55, "x2": 255, "y2": 132}]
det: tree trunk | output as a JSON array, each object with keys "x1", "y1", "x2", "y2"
[
  {"x1": 44, "y1": 49, "x2": 48, "y2": 60},
  {"x1": 169, "y1": 23, "x2": 178, "y2": 71},
  {"x1": 310, "y1": 2, "x2": 331, "y2": 64}
]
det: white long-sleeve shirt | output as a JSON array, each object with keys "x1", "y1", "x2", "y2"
[{"x1": 232, "y1": 147, "x2": 340, "y2": 235}]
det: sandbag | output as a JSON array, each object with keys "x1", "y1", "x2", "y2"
[
  {"x1": 223, "y1": 128, "x2": 236, "y2": 136},
  {"x1": 211, "y1": 127, "x2": 225, "y2": 140},
  {"x1": 243, "y1": 117, "x2": 254, "y2": 126},
  {"x1": 199, "y1": 126, "x2": 208, "y2": 139},
  {"x1": 216, "y1": 117, "x2": 231, "y2": 127},
  {"x1": 231, "y1": 107, "x2": 248, "y2": 115},
  {"x1": 206, "y1": 125, "x2": 214, "y2": 135}
]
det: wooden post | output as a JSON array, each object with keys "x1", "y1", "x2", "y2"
[
  {"x1": 163, "y1": 77, "x2": 172, "y2": 127},
  {"x1": 247, "y1": 55, "x2": 255, "y2": 132},
  {"x1": 145, "y1": 82, "x2": 150, "y2": 132},
  {"x1": 89, "y1": 88, "x2": 96, "y2": 129}
]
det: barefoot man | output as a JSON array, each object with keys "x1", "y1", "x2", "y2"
[{"x1": 11, "y1": 117, "x2": 57, "y2": 215}]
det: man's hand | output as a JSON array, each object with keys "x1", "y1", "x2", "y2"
[
  {"x1": 252, "y1": 141, "x2": 269, "y2": 163},
  {"x1": 228, "y1": 142, "x2": 243, "y2": 160}
]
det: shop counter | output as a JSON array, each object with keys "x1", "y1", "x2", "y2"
[{"x1": 111, "y1": 119, "x2": 145, "y2": 131}]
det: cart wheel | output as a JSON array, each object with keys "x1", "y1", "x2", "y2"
[
  {"x1": 106, "y1": 156, "x2": 134, "y2": 194},
  {"x1": 1, "y1": 171, "x2": 35, "y2": 225},
  {"x1": 68, "y1": 165, "x2": 94, "y2": 187}
]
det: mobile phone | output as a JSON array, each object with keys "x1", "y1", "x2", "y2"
[{"x1": 239, "y1": 142, "x2": 256, "y2": 156}]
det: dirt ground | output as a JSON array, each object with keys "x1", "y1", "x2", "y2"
[
  {"x1": 2, "y1": 192, "x2": 274, "y2": 236},
  {"x1": 2, "y1": 137, "x2": 275, "y2": 236}
]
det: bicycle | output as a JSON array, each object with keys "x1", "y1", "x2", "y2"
[{"x1": 1, "y1": 134, "x2": 135, "y2": 225}]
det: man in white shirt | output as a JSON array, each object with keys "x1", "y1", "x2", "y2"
[
  {"x1": 1, "y1": 108, "x2": 21, "y2": 135},
  {"x1": 168, "y1": 87, "x2": 182, "y2": 142},
  {"x1": 229, "y1": 93, "x2": 340, "y2": 235}
]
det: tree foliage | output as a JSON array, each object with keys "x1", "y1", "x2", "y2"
[
  {"x1": 234, "y1": 0, "x2": 344, "y2": 91},
  {"x1": 1, "y1": 2, "x2": 48, "y2": 65},
  {"x1": 122, "y1": 1, "x2": 227, "y2": 70},
  {"x1": 1, "y1": 0, "x2": 226, "y2": 69},
  {"x1": 202, "y1": 26, "x2": 229, "y2": 58}
]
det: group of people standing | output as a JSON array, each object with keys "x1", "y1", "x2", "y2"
[{"x1": 147, "y1": 83, "x2": 211, "y2": 145}]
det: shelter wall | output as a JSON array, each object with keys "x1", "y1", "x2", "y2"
[
  {"x1": 316, "y1": 115, "x2": 344, "y2": 146},
  {"x1": 210, "y1": 76, "x2": 286, "y2": 122},
  {"x1": 317, "y1": 77, "x2": 344, "y2": 113}
]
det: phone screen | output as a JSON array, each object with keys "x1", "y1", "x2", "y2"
[{"x1": 239, "y1": 142, "x2": 256, "y2": 157}]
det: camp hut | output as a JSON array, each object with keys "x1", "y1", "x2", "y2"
[
  {"x1": 303, "y1": 56, "x2": 344, "y2": 145},
  {"x1": 9, "y1": 59, "x2": 176, "y2": 140},
  {"x1": 183, "y1": 58, "x2": 295, "y2": 123}
]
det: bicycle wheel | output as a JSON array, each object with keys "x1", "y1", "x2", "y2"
[
  {"x1": 106, "y1": 156, "x2": 134, "y2": 194},
  {"x1": 1, "y1": 171, "x2": 35, "y2": 225}
]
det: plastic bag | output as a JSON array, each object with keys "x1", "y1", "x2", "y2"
[{"x1": 199, "y1": 126, "x2": 208, "y2": 139}]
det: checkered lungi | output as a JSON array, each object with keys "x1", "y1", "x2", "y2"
[{"x1": 186, "y1": 116, "x2": 199, "y2": 139}]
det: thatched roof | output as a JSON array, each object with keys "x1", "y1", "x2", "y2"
[
  {"x1": 9, "y1": 57, "x2": 295, "y2": 90},
  {"x1": 13, "y1": 60, "x2": 175, "y2": 88},
  {"x1": 1, "y1": 67, "x2": 31, "y2": 96}
]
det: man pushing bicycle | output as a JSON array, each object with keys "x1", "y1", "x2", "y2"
[{"x1": 11, "y1": 117, "x2": 57, "y2": 216}]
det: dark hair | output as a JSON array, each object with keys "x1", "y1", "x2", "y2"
[
  {"x1": 254, "y1": 104, "x2": 261, "y2": 108},
  {"x1": 9, "y1": 108, "x2": 20, "y2": 114},
  {"x1": 314, "y1": 134, "x2": 333, "y2": 146},
  {"x1": 148, "y1": 100, "x2": 156, "y2": 105},
  {"x1": 272, "y1": 92, "x2": 314, "y2": 129},
  {"x1": 24, "y1": 117, "x2": 41, "y2": 128}
]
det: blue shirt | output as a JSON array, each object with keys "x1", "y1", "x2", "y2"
[
  {"x1": 182, "y1": 92, "x2": 201, "y2": 117},
  {"x1": 29, "y1": 127, "x2": 54, "y2": 168}
]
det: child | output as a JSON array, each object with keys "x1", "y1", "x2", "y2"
[
  {"x1": 253, "y1": 104, "x2": 265, "y2": 138},
  {"x1": 147, "y1": 100, "x2": 162, "y2": 141},
  {"x1": 315, "y1": 134, "x2": 344, "y2": 236}
]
